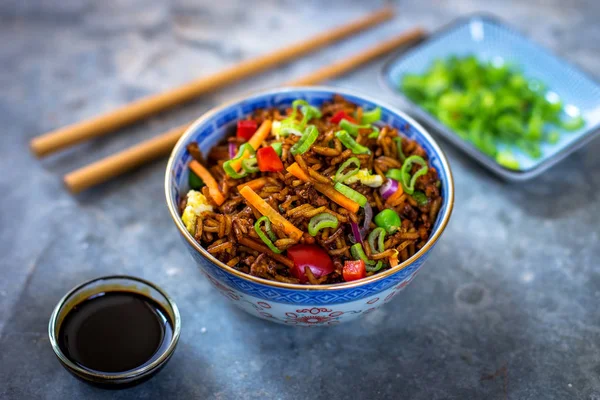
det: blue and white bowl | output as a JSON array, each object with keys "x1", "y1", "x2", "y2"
[{"x1": 165, "y1": 87, "x2": 454, "y2": 326}]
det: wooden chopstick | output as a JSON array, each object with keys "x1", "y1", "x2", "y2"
[
  {"x1": 29, "y1": 7, "x2": 395, "y2": 158},
  {"x1": 63, "y1": 28, "x2": 426, "y2": 194}
]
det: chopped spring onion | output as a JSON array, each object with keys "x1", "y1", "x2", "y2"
[
  {"x1": 360, "y1": 107, "x2": 382, "y2": 124},
  {"x1": 339, "y1": 119, "x2": 374, "y2": 137},
  {"x1": 335, "y1": 130, "x2": 371, "y2": 155},
  {"x1": 333, "y1": 182, "x2": 367, "y2": 207},
  {"x1": 350, "y1": 243, "x2": 375, "y2": 266},
  {"x1": 254, "y1": 216, "x2": 281, "y2": 254},
  {"x1": 386, "y1": 168, "x2": 404, "y2": 182},
  {"x1": 343, "y1": 169, "x2": 383, "y2": 187},
  {"x1": 366, "y1": 260, "x2": 384, "y2": 272},
  {"x1": 367, "y1": 126, "x2": 380, "y2": 139},
  {"x1": 334, "y1": 157, "x2": 361, "y2": 183},
  {"x1": 290, "y1": 125, "x2": 319, "y2": 155},
  {"x1": 223, "y1": 143, "x2": 256, "y2": 179},
  {"x1": 279, "y1": 120, "x2": 304, "y2": 137},
  {"x1": 241, "y1": 158, "x2": 259, "y2": 174},
  {"x1": 379, "y1": 178, "x2": 399, "y2": 200},
  {"x1": 400, "y1": 155, "x2": 428, "y2": 195},
  {"x1": 189, "y1": 170, "x2": 205, "y2": 190},
  {"x1": 368, "y1": 227, "x2": 386, "y2": 254},
  {"x1": 271, "y1": 142, "x2": 283, "y2": 157},
  {"x1": 412, "y1": 191, "x2": 429, "y2": 206},
  {"x1": 307, "y1": 213, "x2": 339, "y2": 236}
]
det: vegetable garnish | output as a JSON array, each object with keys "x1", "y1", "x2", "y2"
[
  {"x1": 290, "y1": 125, "x2": 319, "y2": 155},
  {"x1": 374, "y1": 209, "x2": 401, "y2": 234},
  {"x1": 368, "y1": 227, "x2": 386, "y2": 254},
  {"x1": 287, "y1": 244, "x2": 334, "y2": 284},
  {"x1": 237, "y1": 177, "x2": 269, "y2": 192},
  {"x1": 339, "y1": 119, "x2": 374, "y2": 137},
  {"x1": 330, "y1": 111, "x2": 356, "y2": 124},
  {"x1": 254, "y1": 216, "x2": 281, "y2": 253},
  {"x1": 307, "y1": 213, "x2": 339, "y2": 236},
  {"x1": 379, "y1": 178, "x2": 399, "y2": 200},
  {"x1": 188, "y1": 170, "x2": 205, "y2": 190},
  {"x1": 189, "y1": 160, "x2": 225, "y2": 206},
  {"x1": 334, "y1": 157, "x2": 361, "y2": 183},
  {"x1": 223, "y1": 143, "x2": 256, "y2": 179},
  {"x1": 389, "y1": 250, "x2": 399, "y2": 268},
  {"x1": 401, "y1": 55, "x2": 586, "y2": 167},
  {"x1": 271, "y1": 142, "x2": 283, "y2": 157},
  {"x1": 229, "y1": 120, "x2": 272, "y2": 171},
  {"x1": 239, "y1": 186, "x2": 303, "y2": 241},
  {"x1": 393, "y1": 137, "x2": 406, "y2": 162},
  {"x1": 335, "y1": 130, "x2": 371, "y2": 154},
  {"x1": 359, "y1": 107, "x2": 382, "y2": 124},
  {"x1": 399, "y1": 155, "x2": 428, "y2": 195},
  {"x1": 287, "y1": 163, "x2": 360, "y2": 213},
  {"x1": 241, "y1": 157, "x2": 260, "y2": 174},
  {"x1": 236, "y1": 120, "x2": 258, "y2": 141},
  {"x1": 256, "y1": 146, "x2": 284, "y2": 172},
  {"x1": 350, "y1": 243, "x2": 374, "y2": 265},
  {"x1": 411, "y1": 191, "x2": 429, "y2": 206},
  {"x1": 343, "y1": 169, "x2": 383, "y2": 187},
  {"x1": 343, "y1": 260, "x2": 366, "y2": 282},
  {"x1": 333, "y1": 182, "x2": 368, "y2": 207}
]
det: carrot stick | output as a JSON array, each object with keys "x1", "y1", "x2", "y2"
[
  {"x1": 189, "y1": 160, "x2": 225, "y2": 206},
  {"x1": 287, "y1": 162, "x2": 359, "y2": 213},
  {"x1": 230, "y1": 120, "x2": 272, "y2": 171},
  {"x1": 237, "y1": 177, "x2": 269, "y2": 192},
  {"x1": 239, "y1": 186, "x2": 303, "y2": 241},
  {"x1": 238, "y1": 237, "x2": 294, "y2": 268},
  {"x1": 286, "y1": 162, "x2": 311, "y2": 181},
  {"x1": 389, "y1": 250, "x2": 399, "y2": 268}
]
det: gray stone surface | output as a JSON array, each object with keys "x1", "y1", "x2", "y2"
[{"x1": 1, "y1": 0, "x2": 600, "y2": 398}]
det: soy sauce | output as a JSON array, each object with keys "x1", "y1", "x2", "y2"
[{"x1": 58, "y1": 291, "x2": 173, "y2": 373}]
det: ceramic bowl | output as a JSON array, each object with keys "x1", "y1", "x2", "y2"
[{"x1": 165, "y1": 86, "x2": 454, "y2": 326}]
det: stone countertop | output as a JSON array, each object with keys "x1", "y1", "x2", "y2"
[{"x1": 1, "y1": 0, "x2": 600, "y2": 399}]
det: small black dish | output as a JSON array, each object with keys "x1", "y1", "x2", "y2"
[{"x1": 48, "y1": 275, "x2": 181, "y2": 388}]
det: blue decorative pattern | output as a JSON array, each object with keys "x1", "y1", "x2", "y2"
[
  {"x1": 167, "y1": 87, "x2": 451, "y2": 305},
  {"x1": 382, "y1": 15, "x2": 600, "y2": 178}
]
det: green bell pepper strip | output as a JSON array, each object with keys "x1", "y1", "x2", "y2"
[
  {"x1": 366, "y1": 260, "x2": 384, "y2": 272},
  {"x1": 386, "y1": 168, "x2": 404, "y2": 182},
  {"x1": 223, "y1": 143, "x2": 256, "y2": 179},
  {"x1": 393, "y1": 137, "x2": 406, "y2": 162},
  {"x1": 290, "y1": 125, "x2": 319, "y2": 155},
  {"x1": 333, "y1": 182, "x2": 367, "y2": 207},
  {"x1": 334, "y1": 157, "x2": 360, "y2": 183},
  {"x1": 367, "y1": 227, "x2": 386, "y2": 254},
  {"x1": 335, "y1": 130, "x2": 371, "y2": 155},
  {"x1": 339, "y1": 119, "x2": 373, "y2": 137},
  {"x1": 254, "y1": 216, "x2": 281, "y2": 254},
  {"x1": 400, "y1": 155, "x2": 428, "y2": 195},
  {"x1": 359, "y1": 107, "x2": 382, "y2": 124},
  {"x1": 307, "y1": 213, "x2": 339, "y2": 237},
  {"x1": 350, "y1": 243, "x2": 375, "y2": 265}
]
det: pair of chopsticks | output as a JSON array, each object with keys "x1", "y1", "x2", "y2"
[{"x1": 30, "y1": 7, "x2": 425, "y2": 193}]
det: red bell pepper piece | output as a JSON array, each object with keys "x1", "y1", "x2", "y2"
[
  {"x1": 343, "y1": 260, "x2": 366, "y2": 282},
  {"x1": 237, "y1": 120, "x2": 258, "y2": 141},
  {"x1": 256, "y1": 146, "x2": 284, "y2": 172},
  {"x1": 330, "y1": 111, "x2": 356, "y2": 124},
  {"x1": 287, "y1": 244, "x2": 334, "y2": 283}
]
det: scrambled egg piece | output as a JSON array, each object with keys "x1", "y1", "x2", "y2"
[
  {"x1": 344, "y1": 169, "x2": 383, "y2": 187},
  {"x1": 182, "y1": 190, "x2": 213, "y2": 235}
]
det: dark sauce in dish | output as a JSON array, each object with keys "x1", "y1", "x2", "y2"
[{"x1": 58, "y1": 291, "x2": 173, "y2": 373}]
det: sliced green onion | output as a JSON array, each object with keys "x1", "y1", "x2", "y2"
[
  {"x1": 339, "y1": 119, "x2": 371, "y2": 136},
  {"x1": 334, "y1": 157, "x2": 360, "y2": 183},
  {"x1": 189, "y1": 170, "x2": 205, "y2": 190},
  {"x1": 360, "y1": 107, "x2": 382, "y2": 124},
  {"x1": 242, "y1": 158, "x2": 259, "y2": 173},
  {"x1": 223, "y1": 143, "x2": 256, "y2": 179},
  {"x1": 254, "y1": 216, "x2": 281, "y2": 254},
  {"x1": 290, "y1": 125, "x2": 319, "y2": 155},
  {"x1": 344, "y1": 169, "x2": 383, "y2": 187},
  {"x1": 307, "y1": 213, "x2": 339, "y2": 236},
  {"x1": 393, "y1": 137, "x2": 406, "y2": 162},
  {"x1": 350, "y1": 243, "x2": 375, "y2": 265},
  {"x1": 271, "y1": 142, "x2": 283, "y2": 157},
  {"x1": 400, "y1": 155, "x2": 428, "y2": 195},
  {"x1": 412, "y1": 191, "x2": 429, "y2": 206},
  {"x1": 386, "y1": 168, "x2": 404, "y2": 182},
  {"x1": 334, "y1": 182, "x2": 367, "y2": 207},
  {"x1": 366, "y1": 261, "x2": 383, "y2": 272},
  {"x1": 367, "y1": 126, "x2": 380, "y2": 139},
  {"x1": 279, "y1": 120, "x2": 304, "y2": 137},
  {"x1": 335, "y1": 130, "x2": 371, "y2": 155},
  {"x1": 289, "y1": 99, "x2": 309, "y2": 120},
  {"x1": 367, "y1": 227, "x2": 386, "y2": 254}
]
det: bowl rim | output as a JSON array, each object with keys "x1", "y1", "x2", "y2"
[
  {"x1": 164, "y1": 85, "x2": 454, "y2": 291},
  {"x1": 47, "y1": 275, "x2": 181, "y2": 382}
]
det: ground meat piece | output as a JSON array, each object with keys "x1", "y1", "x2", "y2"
[
  {"x1": 402, "y1": 204, "x2": 419, "y2": 222},
  {"x1": 296, "y1": 183, "x2": 328, "y2": 207},
  {"x1": 187, "y1": 142, "x2": 204, "y2": 162}
]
